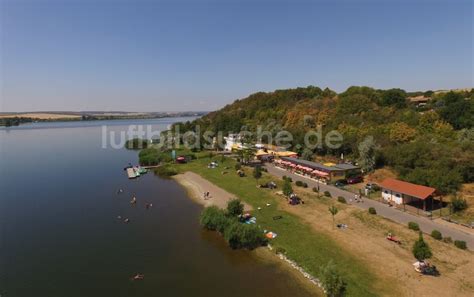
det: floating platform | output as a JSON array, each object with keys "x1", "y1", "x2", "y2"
[{"x1": 127, "y1": 168, "x2": 138, "y2": 179}]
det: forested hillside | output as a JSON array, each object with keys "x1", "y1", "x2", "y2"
[{"x1": 174, "y1": 86, "x2": 474, "y2": 194}]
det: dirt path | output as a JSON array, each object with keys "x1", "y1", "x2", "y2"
[{"x1": 174, "y1": 171, "x2": 252, "y2": 211}]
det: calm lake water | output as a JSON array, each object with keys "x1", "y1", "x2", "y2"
[{"x1": 0, "y1": 118, "x2": 315, "y2": 297}]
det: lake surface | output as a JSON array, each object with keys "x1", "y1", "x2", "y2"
[{"x1": 0, "y1": 118, "x2": 315, "y2": 297}]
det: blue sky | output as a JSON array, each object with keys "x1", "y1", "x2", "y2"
[{"x1": 1, "y1": 0, "x2": 472, "y2": 112}]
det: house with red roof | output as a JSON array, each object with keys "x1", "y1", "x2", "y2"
[{"x1": 379, "y1": 178, "x2": 437, "y2": 211}]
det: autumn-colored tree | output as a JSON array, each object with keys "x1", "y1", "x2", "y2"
[{"x1": 389, "y1": 122, "x2": 417, "y2": 143}]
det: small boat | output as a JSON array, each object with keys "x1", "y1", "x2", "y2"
[{"x1": 137, "y1": 167, "x2": 148, "y2": 174}]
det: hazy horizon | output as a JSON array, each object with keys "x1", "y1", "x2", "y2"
[{"x1": 1, "y1": 0, "x2": 472, "y2": 112}]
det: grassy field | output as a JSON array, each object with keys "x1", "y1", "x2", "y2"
[{"x1": 173, "y1": 155, "x2": 385, "y2": 297}]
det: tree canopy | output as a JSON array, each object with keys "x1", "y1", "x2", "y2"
[{"x1": 171, "y1": 86, "x2": 474, "y2": 194}]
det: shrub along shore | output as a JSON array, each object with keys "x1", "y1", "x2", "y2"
[{"x1": 160, "y1": 152, "x2": 383, "y2": 297}]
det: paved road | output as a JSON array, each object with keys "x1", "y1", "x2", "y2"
[{"x1": 266, "y1": 165, "x2": 474, "y2": 250}]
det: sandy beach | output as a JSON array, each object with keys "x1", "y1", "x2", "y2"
[{"x1": 173, "y1": 171, "x2": 252, "y2": 211}]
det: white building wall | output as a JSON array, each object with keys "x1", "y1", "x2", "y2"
[
  {"x1": 382, "y1": 189, "x2": 408, "y2": 204},
  {"x1": 381, "y1": 189, "x2": 415, "y2": 205},
  {"x1": 224, "y1": 134, "x2": 240, "y2": 151}
]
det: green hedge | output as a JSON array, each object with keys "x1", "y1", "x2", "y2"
[
  {"x1": 337, "y1": 196, "x2": 347, "y2": 204},
  {"x1": 431, "y1": 230, "x2": 442, "y2": 240},
  {"x1": 408, "y1": 222, "x2": 420, "y2": 231},
  {"x1": 199, "y1": 202, "x2": 268, "y2": 250},
  {"x1": 454, "y1": 240, "x2": 467, "y2": 250}
]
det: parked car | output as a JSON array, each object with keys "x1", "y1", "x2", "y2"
[
  {"x1": 347, "y1": 176, "x2": 363, "y2": 184},
  {"x1": 365, "y1": 182, "x2": 380, "y2": 191},
  {"x1": 335, "y1": 179, "x2": 348, "y2": 188}
]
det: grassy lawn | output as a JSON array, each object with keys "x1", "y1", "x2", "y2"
[
  {"x1": 447, "y1": 211, "x2": 474, "y2": 225},
  {"x1": 173, "y1": 155, "x2": 382, "y2": 297}
]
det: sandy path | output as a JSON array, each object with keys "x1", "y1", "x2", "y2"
[{"x1": 174, "y1": 171, "x2": 252, "y2": 211}]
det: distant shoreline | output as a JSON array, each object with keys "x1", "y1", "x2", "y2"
[{"x1": 0, "y1": 112, "x2": 205, "y2": 127}]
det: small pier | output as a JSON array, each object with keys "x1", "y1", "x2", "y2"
[{"x1": 142, "y1": 165, "x2": 161, "y2": 169}]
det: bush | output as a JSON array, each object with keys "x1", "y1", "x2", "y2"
[
  {"x1": 199, "y1": 206, "x2": 229, "y2": 232},
  {"x1": 227, "y1": 199, "x2": 244, "y2": 217},
  {"x1": 337, "y1": 196, "x2": 347, "y2": 204},
  {"x1": 442, "y1": 236, "x2": 453, "y2": 244},
  {"x1": 235, "y1": 163, "x2": 242, "y2": 171},
  {"x1": 139, "y1": 148, "x2": 162, "y2": 166},
  {"x1": 295, "y1": 180, "x2": 304, "y2": 187},
  {"x1": 412, "y1": 232, "x2": 432, "y2": 261},
  {"x1": 312, "y1": 187, "x2": 319, "y2": 193},
  {"x1": 431, "y1": 230, "x2": 442, "y2": 240},
  {"x1": 224, "y1": 221, "x2": 267, "y2": 249},
  {"x1": 125, "y1": 138, "x2": 148, "y2": 150},
  {"x1": 324, "y1": 191, "x2": 331, "y2": 197},
  {"x1": 451, "y1": 196, "x2": 468, "y2": 212},
  {"x1": 368, "y1": 207, "x2": 377, "y2": 215},
  {"x1": 153, "y1": 165, "x2": 178, "y2": 177},
  {"x1": 302, "y1": 182, "x2": 308, "y2": 188},
  {"x1": 283, "y1": 176, "x2": 293, "y2": 183},
  {"x1": 319, "y1": 260, "x2": 346, "y2": 297},
  {"x1": 408, "y1": 222, "x2": 420, "y2": 231},
  {"x1": 200, "y1": 203, "x2": 268, "y2": 250},
  {"x1": 454, "y1": 240, "x2": 467, "y2": 250}
]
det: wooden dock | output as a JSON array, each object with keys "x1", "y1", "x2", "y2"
[{"x1": 142, "y1": 165, "x2": 161, "y2": 169}]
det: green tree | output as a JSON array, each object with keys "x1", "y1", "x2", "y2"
[
  {"x1": 319, "y1": 260, "x2": 345, "y2": 297},
  {"x1": 283, "y1": 179, "x2": 293, "y2": 197},
  {"x1": 253, "y1": 165, "x2": 262, "y2": 185},
  {"x1": 199, "y1": 206, "x2": 229, "y2": 232},
  {"x1": 328, "y1": 205, "x2": 339, "y2": 229},
  {"x1": 301, "y1": 148, "x2": 314, "y2": 161},
  {"x1": 439, "y1": 92, "x2": 474, "y2": 129},
  {"x1": 451, "y1": 195, "x2": 468, "y2": 212},
  {"x1": 357, "y1": 136, "x2": 377, "y2": 173},
  {"x1": 412, "y1": 232, "x2": 432, "y2": 261},
  {"x1": 227, "y1": 199, "x2": 244, "y2": 217},
  {"x1": 381, "y1": 88, "x2": 407, "y2": 108},
  {"x1": 224, "y1": 222, "x2": 267, "y2": 249}
]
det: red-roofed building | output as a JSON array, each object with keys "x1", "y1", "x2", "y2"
[{"x1": 380, "y1": 178, "x2": 437, "y2": 211}]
